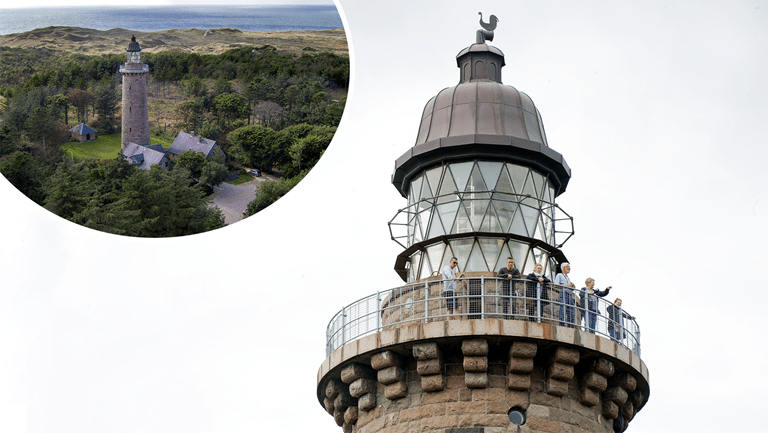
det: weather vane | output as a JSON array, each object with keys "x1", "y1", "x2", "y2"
[{"x1": 477, "y1": 12, "x2": 499, "y2": 44}]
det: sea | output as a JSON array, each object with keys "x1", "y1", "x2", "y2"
[{"x1": 0, "y1": 4, "x2": 344, "y2": 36}]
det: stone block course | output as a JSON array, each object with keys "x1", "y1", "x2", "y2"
[
  {"x1": 604, "y1": 386, "x2": 628, "y2": 404},
  {"x1": 416, "y1": 358, "x2": 443, "y2": 375},
  {"x1": 379, "y1": 366, "x2": 407, "y2": 385},
  {"x1": 359, "y1": 393, "x2": 377, "y2": 411},
  {"x1": 384, "y1": 381, "x2": 408, "y2": 400},
  {"x1": 342, "y1": 363, "x2": 374, "y2": 384},
  {"x1": 546, "y1": 378, "x2": 569, "y2": 397},
  {"x1": 463, "y1": 356, "x2": 488, "y2": 372},
  {"x1": 507, "y1": 373, "x2": 531, "y2": 390},
  {"x1": 465, "y1": 372, "x2": 489, "y2": 388},
  {"x1": 421, "y1": 374, "x2": 446, "y2": 392},
  {"x1": 372, "y1": 351, "x2": 402, "y2": 370},
  {"x1": 510, "y1": 341, "x2": 538, "y2": 358},
  {"x1": 553, "y1": 347, "x2": 580, "y2": 365},
  {"x1": 581, "y1": 372, "x2": 608, "y2": 391},
  {"x1": 461, "y1": 339, "x2": 489, "y2": 356},
  {"x1": 350, "y1": 378, "x2": 378, "y2": 398},
  {"x1": 508, "y1": 357, "x2": 534, "y2": 373},
  {"x1": 413, "y1": 342, "x2": 440, "y2": 360},
  {"x1": 548, "y1": 363, "x2": 574, "y2": 381}
]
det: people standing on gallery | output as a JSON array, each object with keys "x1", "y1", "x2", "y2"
[
  {"x1": 554, "y1": 262, "x2": 577, "y2": 328},
  {"x1": 580, "y1": 278, "x2": 611, "y2": 333},
  {"x1": 525, "y1": 263, "x2": 551, "y2": 322},
  {"x1": 441, "y1": 257, "x2": 464, "y2": 314},
  {"x1": 497, "y1": 256, "x2": 521, "y2": 316}
]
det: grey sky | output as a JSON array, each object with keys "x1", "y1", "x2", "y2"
[{"x1": 0, "y1": 1, "x2": 766, "y2": 432}]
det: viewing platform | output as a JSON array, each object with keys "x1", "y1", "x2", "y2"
[
  {"x1": 325, "y1": 275, "x2": 641, "y2": 357},
  {"x1": 119, "y1": 64, "x2": 149, "y2": 73}
]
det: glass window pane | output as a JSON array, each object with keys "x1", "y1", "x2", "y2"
[
  {"x1": 494, "y1": 198, "x2": 517, "y2": 233},
  {"x1": 508, "y1": 241, "x2": 529, "y2": 269},
  {"x1": 437, "y1": 201, "x2": 460, "y2": 237},
  {"x1": 468, "y1": 198, "x2": 489, "y2": 231},
  {"x1": 449, "y1": 161, "x2": 473, "y2": 193},
  {"x1": 427, "y1": 243, "x2": 446, "y2": 276},
  {"x1": 427, "y1": 210, "x2": 446, "y2": 239},
  {"x1": 508, "y1": 164, "x2": 528, "y2": 193},
  {"x1": 521, "y1": 173, "x2": 537, "y2": 198},
  {"x1": 478, "y1": 161, "x2": 503, "y2": 190},
  {"x1": 425, "y1": 166, "x2": 443, "y2": 199},
  {"x1": 410, "y1": 174, "x2": 423, "y2": 203},
  {"x1": 530, "y1": 171, "x2": 545, "y2": 199},
  {"x1": 437, "y1": 169, "x2": 458, "y2": 204},
  {"x1": 510, "y1": 207, "x2": 527, "y2": 236},
  {"x1": 466, "y1": 239, "x2": 488, "y2": 272},
  {"x1": 521, "y1": 205, "x2": 539, "y2": 237},
  {"x1": 480, "y1": 201, "x2": 501, "y2": 232},
  {"x1": 449, "y1": 238, "x2": 474, "y2": 272},
  {"x1": 478, "y1": 238, "x2": 504, "y2": 272},
  {"x1": 454, "y1": 202, "x2": 473, "y2": 234},
  {"x1": 466, "y1": 163, "x2": 489, "y2": 195},
  {"x1": 495, "y1": 165, "x2": 515, "y2": 194}
]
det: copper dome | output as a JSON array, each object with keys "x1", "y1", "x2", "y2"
[{"x1": 392, "y1": 43, "x2": 570, "y2": 198}]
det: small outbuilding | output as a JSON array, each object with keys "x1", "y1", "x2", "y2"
[
  {"x1": 70, "y1": 123, "x2": 97, "y2": 142},
  {"x1": 168, "y1": 131, "x2": 225, "y2": 160},
  {"x1": 122, "y1": 142, "x2": 170, "y2": 171}
]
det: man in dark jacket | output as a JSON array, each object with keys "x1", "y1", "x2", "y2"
[
  {"x1": 497, "y1": 257, "x2": 521, "y2": 316},
  {"x1": 607, "y1": 298, "x2": 634, "y2": 342}
]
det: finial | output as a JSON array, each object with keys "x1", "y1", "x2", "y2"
[
  {"x1": 477, "y1": 12, "x2": 499, "y2": 44},
  {"x1": 131, "y1": 35, "x2": 136, "y2": 42}
]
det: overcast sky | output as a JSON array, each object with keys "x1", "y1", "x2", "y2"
[
  {"x1": 0, "y1": 0, "x2": 334, "y2": 8},
  {"x1": 1, "y1": 1, "x2": 767, "y2": 432}
]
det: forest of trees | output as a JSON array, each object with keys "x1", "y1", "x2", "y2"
[{"x1": 0, "y1": 42, "x2": 349, "y2": 236}]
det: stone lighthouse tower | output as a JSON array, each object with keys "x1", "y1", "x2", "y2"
[
  {"x1": 120, "y1": 35, "x2": 150, "y2": 150},
  {"x1": 317, "y1": 18, "x2": 650, "y2": 433}
]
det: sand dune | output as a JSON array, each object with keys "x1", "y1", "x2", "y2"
[{"x1": 0, "y1": 26, "x2": 348, "y2": 56}]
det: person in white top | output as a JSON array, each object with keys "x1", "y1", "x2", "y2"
[{"x1": 441, "y1": 257, "x2": 464, "y2": 314}]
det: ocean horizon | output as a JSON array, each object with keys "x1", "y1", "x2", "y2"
[{"x1": 0, "y1": 4, "x2": 344, "y2": 36}]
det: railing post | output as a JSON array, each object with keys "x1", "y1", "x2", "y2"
[
  {"x1": 341, "y1": 306, "x2": 347, "y2": 348},
  {"x1": 424, "y1": 280, "x2": 430, "y2": 322},
  {"x1": 481, "y1": 276, "x2": 485, "y2": 319},
  {"x1": 376, "y1": 291, "x2": 382, "y2": 332}
]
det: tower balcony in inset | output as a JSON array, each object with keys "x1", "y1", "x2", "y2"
[{"x1": 119, "y1": 64, "x2": 149, "y2": 73}]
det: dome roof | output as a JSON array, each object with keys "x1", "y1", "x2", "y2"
[
  {"x1": 392, "y1": 43, "x2": 571, "y2": 198},
  {"x1": 127, "y1": 35, "x2": 141, "y2": 52},
  {"x1": 414, "y1": 81, "x2": 549, "y2": 147}
]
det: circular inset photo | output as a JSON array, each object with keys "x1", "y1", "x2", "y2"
[{"x1": 0, "y1": 2, "x2": 348, "y2": 237}]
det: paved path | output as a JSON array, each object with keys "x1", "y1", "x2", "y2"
[{"x1": 209, "y1": 174, "x2": 275, "y2": 225}]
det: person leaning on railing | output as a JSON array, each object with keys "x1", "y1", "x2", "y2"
[
  {"x1": 497, "y1": 256, "x2": 521, "y2": 316},
  {"x1": 554, "y1": 262, "x2": 577, "y2": 328},
  {"x1": 525, "y1": 263, "x2": 551, "y2": 322},
  {"x1": 606, "y1": 298, "x2": 634, "y2": 342},
  {"x1": 579, "y1": 278, "x2": 611, "y2": 334},
  {"x1": 441, "y1": 257, "x2": 464, "y2": 314}
]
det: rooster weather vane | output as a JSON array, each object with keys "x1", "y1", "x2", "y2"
[{"x1": 477, "y1": 12, "x2": 499, "y2": 44}]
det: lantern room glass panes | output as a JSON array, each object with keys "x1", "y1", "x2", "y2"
[
  {"x1": 406, "y1": 237, "x2": 557, "y2": 283},
  {"x1": 404, "y1": 161, "x2": 560, "y2": 247}
]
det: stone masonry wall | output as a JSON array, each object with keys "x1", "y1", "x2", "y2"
[
  {"x1": 121, "y1": 69, "x2": 150, "y2": 149},
  {"x1": 318, "y1": 320, "x2": 649, "y2": 433}
]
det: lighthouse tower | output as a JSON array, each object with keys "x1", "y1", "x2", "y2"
[
  {"x1": 120, "y1": 35, "x2": 150, "y2": 150},
  {"x1": 317, "y1": 19, "x2": 649, "y2": 433}
]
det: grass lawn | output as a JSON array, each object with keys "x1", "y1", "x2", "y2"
[
  {"x1": 61, "y1": 133, "x2": 174, "y2": 160},
  {"x1": 227, "y1": 173, "x2": 256, "y2": 185}
]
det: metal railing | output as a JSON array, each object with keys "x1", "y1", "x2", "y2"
[{"x1": 325, "y1": 277, "x2": 640, "y2": 357}]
